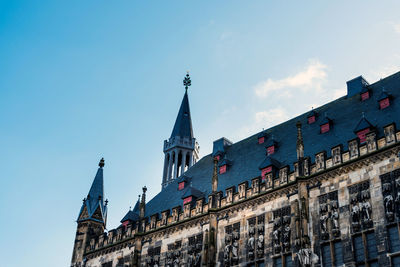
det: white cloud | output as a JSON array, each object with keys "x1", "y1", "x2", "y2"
[
  {"x1": 255, "y1": 60, "x2": 327, "y2": 98},
  {"x1": 255, "y1": 108, "x2": 289, "y2": 126}
]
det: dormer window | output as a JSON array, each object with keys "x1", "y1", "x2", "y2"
[
  {"x1": 214, "y1": 155, "x2": 220, "y2": 161},
  {"x1": 378, "y1": 88, "x2": 391, "y2": 109},
  {"x1": 178, "y1": 182, "x2": 185, "y2": 190},
  {"x1": 307, "y1": 109, "x2": 317, "y2": 124},
  {"x1": 267, "y1": 145, "x2": 275, "y2": 155},
  {"x1": 219, "y1": 165, "x2": 227, "y2": 174},
  {"x1": 379, "y1": 98, "x2": 390, "y2": 109},
  {"x1": 356, "y1": 128, "x2": 370, "y2": 144},
  {"x1": 361, "y1": 91, "x2": 370, "y2": 101},
  {"x1": 258, "y1": 136, "x2": 265, "y2": 144},
  {"x1": 183, "y1": 196, "x2": 192, "y2": 205},
  {"x1": 320, "y1": 123, "x2": 330, "y2": 133}
]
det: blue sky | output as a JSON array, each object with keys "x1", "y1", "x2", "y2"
[{"x1": 1, "y1": 1, "x2": 400, "y2": 266}]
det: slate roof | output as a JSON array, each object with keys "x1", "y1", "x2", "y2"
[
  {"x1": 120, "y1": 198, "x2": 140, "y2": 223},
  {"x1": 78, "y1": 163, "x2": 107, "y2": 224},
  {"x1": 354, "y1": 114, "x2": 374, "y2": 133},
  {"x1": 170, "y1": 91, "x2": 193, "y2": 139},
  {"x1": 142, "y1": 72, "x2": 400, "y2": 218}
]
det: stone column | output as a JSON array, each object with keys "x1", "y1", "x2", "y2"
[
  {"x1": 189, "y1": 153, "x2": 193, "y2": 168},
  {"x1": 162, "y1": 153, "x2": 168, "y2": 186},
  {"x1": 181, "y1": 151, "x2": 187, "y2": 174}
]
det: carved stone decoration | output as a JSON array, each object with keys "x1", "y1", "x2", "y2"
[
  {"x1": 380, "y1": 169, "x2": 400, "y2": 222},
  {"x1": 256, "y1": 214, "x2": 265, "y2": 259},
  {"x1": 384, "y1": 124, "x2": 396, "y2": 145},
  {"x1": 187, "y1": 233, "x2": 203, "y2": 267},
  {"x1": 166, "y1": 241, "x2": 181, "y2": 267},
  {"x1": 315, "y1": 152, "x2": 325, "y2": 171},
  {"x1": 332, "y1": 146, "x2": 341, "y2": 166},
  {"x1": 318, "y1": 191, "x2": 340, "y2": 240},
  {"x1": 272, "y1": 206, "x2": 291, "y2": 255},
  {"x1": 224, "y1": 223, "x2": 240, "y2": 266},
  {"x1": 147, "y1": 246, "x2": 161, "y2": 267},
  {"x1": 297, "y1": 248, "x2": 319, "y2": 267},
  {"x1": 349, "y1": 140, "x2": 359, "y2": 159},
  {"x1": 231, "y1": 223, "x2": 240, "y2": 265},
  {"x1": 348, "y1": 181, "x2": 372, "y2": 232},
  {"x1": 366, "y1": 132, "x2": 377, "y2": 152},
  {"x1": 247, "y1": 217, "x2": 256, "y2": 261}
]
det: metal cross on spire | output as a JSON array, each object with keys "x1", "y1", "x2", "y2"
[{"x1": 183, "y1": 72, "x2": 191, "y2": 92}]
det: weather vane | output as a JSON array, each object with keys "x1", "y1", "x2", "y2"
[{"x1": 183, "y1": 71, "x2": 191, "y2": 92}]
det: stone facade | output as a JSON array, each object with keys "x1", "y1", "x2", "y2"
[{"x1": 77, "y1": 129, "x2": 400, "y2": 266}]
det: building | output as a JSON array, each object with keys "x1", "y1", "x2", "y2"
[{"x1": 71, "y1": 71, "x2": 400, "y2": 267}]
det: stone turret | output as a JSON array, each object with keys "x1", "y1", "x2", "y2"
[{"x1": 71, "y1": 158, "x2": 108, "y2": 267}]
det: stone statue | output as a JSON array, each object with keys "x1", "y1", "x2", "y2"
[
  {"x1": 248, "y1": 235, "x2": 255, "y2": 259},
  {"x1": 297, "y1": 248, "x2": 319, "y2": 267},
  {"x1": 257, "y1": 234, "x2": 264, "y2": 257},
  {"x1": 232, "y1": 239, "x2": 239, "y2": 263},
  {"x1": 320, "y1": 214, "x2": 328, "y2": 233},
  {"x1": 362, "y1": 201, "x2": 371, "y2": 221},
  {"x1": 351, "y1": 204, "x2": 360, "y2": 223},
  {"x1": 224, "y1": 243, "x2": 230, "y2": 266},
  {"x1": 385, "y1": 194, "x2": 394, "y2": 214},
  {"x1": 331, "y1": 209, "x2": 339, "y2": 229}
]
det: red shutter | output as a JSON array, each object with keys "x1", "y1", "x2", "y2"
[
  {"x1": 214, "y1": 155, "x2": 220, "y2": 161},
  {"x1": 183, "y1": 196, "x2": 192, "y2": 205},
  {"x1": 308, "y1": 115, "x2": 316, "y2": 124},
  {"x1": 380, "y1": 98, "x2": 390, "y2": 109},
  {"x1": 267, "y1": 145, "x2": 275, "y2": 155},
  {"x1": 361, "y1": 92, "x2": 369, "y2": 101},
  {"x1": 321, "y1": 123, "x2": 330, "y2": 133},
  {"x1": 122, "y1": 221, "x2": 129, "y2": 227},
  {"x1": 357, "y1": 128, "x2": 370, "y2": 144},
  {"x1": 258, "y1": 137, "x2": 265, "y2": 144},
  {"x1": 178, "y1": 182, "x2": 185, "y2": 190},
  {"x1": 261, "y1": 166, "x2": 272, "y2": 181},
  {"x1": 219, "y1": 165, "x2": 227, "y2": 174}
]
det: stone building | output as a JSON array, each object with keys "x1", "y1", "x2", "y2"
[{"x1": 71, "y1": 72, "x2": 400, "y2": 267}]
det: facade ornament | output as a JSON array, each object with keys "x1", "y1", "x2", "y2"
[
  {"x1": 380, "y1": 170, "x2": 400, "y2": 222},
  {"x1": 348, "y1": 181, "x2": 372, "y2": 232}
]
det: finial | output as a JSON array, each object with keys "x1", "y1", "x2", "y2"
[
  {"x1": 129, "y1": 206, "x2": 132, "y2": 211},
  {"x1": 138, "y1": 195, "x2": 141, "y2": 201},
  {"x1": 105, "y1": 199, "x2": 108, "y2": 206},
  {"x1": 296, "y1": 121, "x2": 302, "y2": 128},
  {"x1": 99, "y1": 157, "x2": 105, "y2": 168},
  {"x1": 183, "y1": 72, "x2": 191, "y2": 92},
  {"x1": 142, "y1": 186, "x2": 147, "y2": 194}
]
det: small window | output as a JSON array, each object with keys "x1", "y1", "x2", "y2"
[
  {"x1": 321, "y1": 123, "x2": 330, "y2": 133},
  {"x1": 356, "y1": 128, "x2": 370, "y2": 144},
  {"x1": 308, "y1": 115, "x2": 316, "y2": 124},
  {"x1": 183, "y1": 196, "x2": 192, "y2": 205},
  {"x1": 267, "y1": 145, "x2": 275, "y2": 155},
  {"x1": 273, "y1": 257, "x2": 282, "y2": 267},
  {"x1": 393, "y1": 255, "x2": 400, "y2": 266},
  {"x1": 214, "y1": 155, "x2": 220, "y2": 161},
  {"x1": 219, "y1": 165, "x2": 227, "y2": 174},
  {"x1": 361, "y1": 91, "x2": 370, "y2": 101},
  {"x1": 380, "y1": 98, "x2": 390, "y2": 109},
  {"x1": 258, "y1": 136, "x2": 265, "y2": 144},
  {"x1": 334, "y1": 241, "x2": 344, "y2": 266},
  {"x1": 366, "y1": 233, "x2": 378, "y2": 259},
  {"x1": 178, "y1": 182, "x2": 185, "y2": 190},
  {"x1": 353, "y1": 235, "x2": 365, "y2": 263}
]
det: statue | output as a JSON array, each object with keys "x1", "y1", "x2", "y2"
[
  {"x1": 362, "y1": 201, "x2": 371, "y2": 221},
  {"x1": 385, "y1": 194, "x2": 394, "y2": 214},
  {"x1": 223, "y1": 243, "x2": 230, "y2": 266},
  {"x1": 351, "y1": 204, "x2": 360, "y2": 223},
  {"x1": 248, "y1": 234, "x2": 255, "y2": 260},
  {"x1": 320, "y1": 214, "x2": 328, "y2": 233},
  {"x1": 231, "y1": 239, "x2": 239, "y2": 264},
  {"x1": 257, "y1": 234, "x2": 264, "y2": 257}
]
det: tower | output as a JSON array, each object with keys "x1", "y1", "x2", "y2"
[
  {"x1": 161, "y1": 73, "x2": 199, "y2": 189},
  {"x1": 71, "y1": 158, "x2": 108, "y2": 267}
]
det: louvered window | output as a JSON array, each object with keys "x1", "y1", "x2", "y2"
[{"x1": 388, "y1": 225, "x2": 400, "y2": 252}]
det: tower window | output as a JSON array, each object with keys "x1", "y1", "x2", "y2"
[
  {"x1": 183, "y1": 196, "x2": 192, "y2": 205},
  {"x1": 178, "y1": 182, "x2": 185, "y2": 190},
  {"x1": 361, "y1": 91, "x2": 370, "y2": 101},
  {"x1": 267, "y1": 145, "x2": 275, "y2": 155},
  {"x1": 219, "y1": 165, "x2": 227, "y2": 174},
  {"x1": 380, "y1": 98, "x2": 390, "y2": 109},
  {"x1": 308, "y1": 115, "x2": 316, "y2": 124},
  {"x1": 356, "y1": 128, "x2": 370, "y2": 144},
  {"x1": 320, "y1": 123, "x2": 330, "y2": 133}
]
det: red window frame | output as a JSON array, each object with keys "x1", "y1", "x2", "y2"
[
  {"x1": 183, "y1": 196, "x2": 192, "y2": 205},
  {"x1": 308, "y1": 115, "x2": 316, "y2": 124},
  {"x1": 214, "y1": 155, "x2": 220, "y2": 161},
  {"x1": 261, "y1": 166, "x2": 272, "y2": 182},
  {"x1": 122, "y1": 220, "x2": 129, "y2": 227},
  {"x1": 357, "y1": 128, "x2": 370, "y2": 144},
  {"x1": 178, "y1": 182, "x2": 185, "y2": 190},
  {"x1": 258, "y1": 136, "x2": 265, "y2": 144},
  {"x1": 321, "y1": 123, "x2": 330, "y2": 133},
  {"x1": 380, "y1": 98, "x2": 390, "y2": 109},
  {"x1": 267, "y1": 145, "x2": 275, "y2": 155},
  {"x1": 219, "y1": 165, "x2": 227, "y2": 174},
  {"x1": 361, "y1": 92, "x2": 370, "y2": 101}
]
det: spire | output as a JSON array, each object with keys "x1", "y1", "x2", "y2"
[
  {"x1": 170, "y1": 73, "x2": 194, "y2": 139},
  {"x1": 77, "y1": 158, "x2": 107, "y2": 226}
]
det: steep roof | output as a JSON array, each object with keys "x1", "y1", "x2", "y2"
[
  {"x1": 143, "y1": 72, "x2": 400, "y2": 218},
  {"x1": 77, "y1": 159, "x2": 107, "y2": 225},
  {"x1": 170, "y1": 91, "x2": 194, "y2": 139}
]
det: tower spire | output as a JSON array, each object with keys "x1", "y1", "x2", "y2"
[{"x1": 161, "y1": 73, "x2": 200, "y2": 189}]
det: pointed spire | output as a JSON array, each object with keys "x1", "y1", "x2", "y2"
[
  {"x1": 296, "y1": 121, "x2": 304, "y2": 159},
  {"x1": 170, "y1": 73, "x2": 194, "y2": 139},
  {"x1": 77, "y1": 158, "x2": 107, "y2": 225}
]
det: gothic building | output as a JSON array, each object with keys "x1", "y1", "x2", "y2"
[{"x1": 72, "y1": 71, "x2": 400, "y2": 267}]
